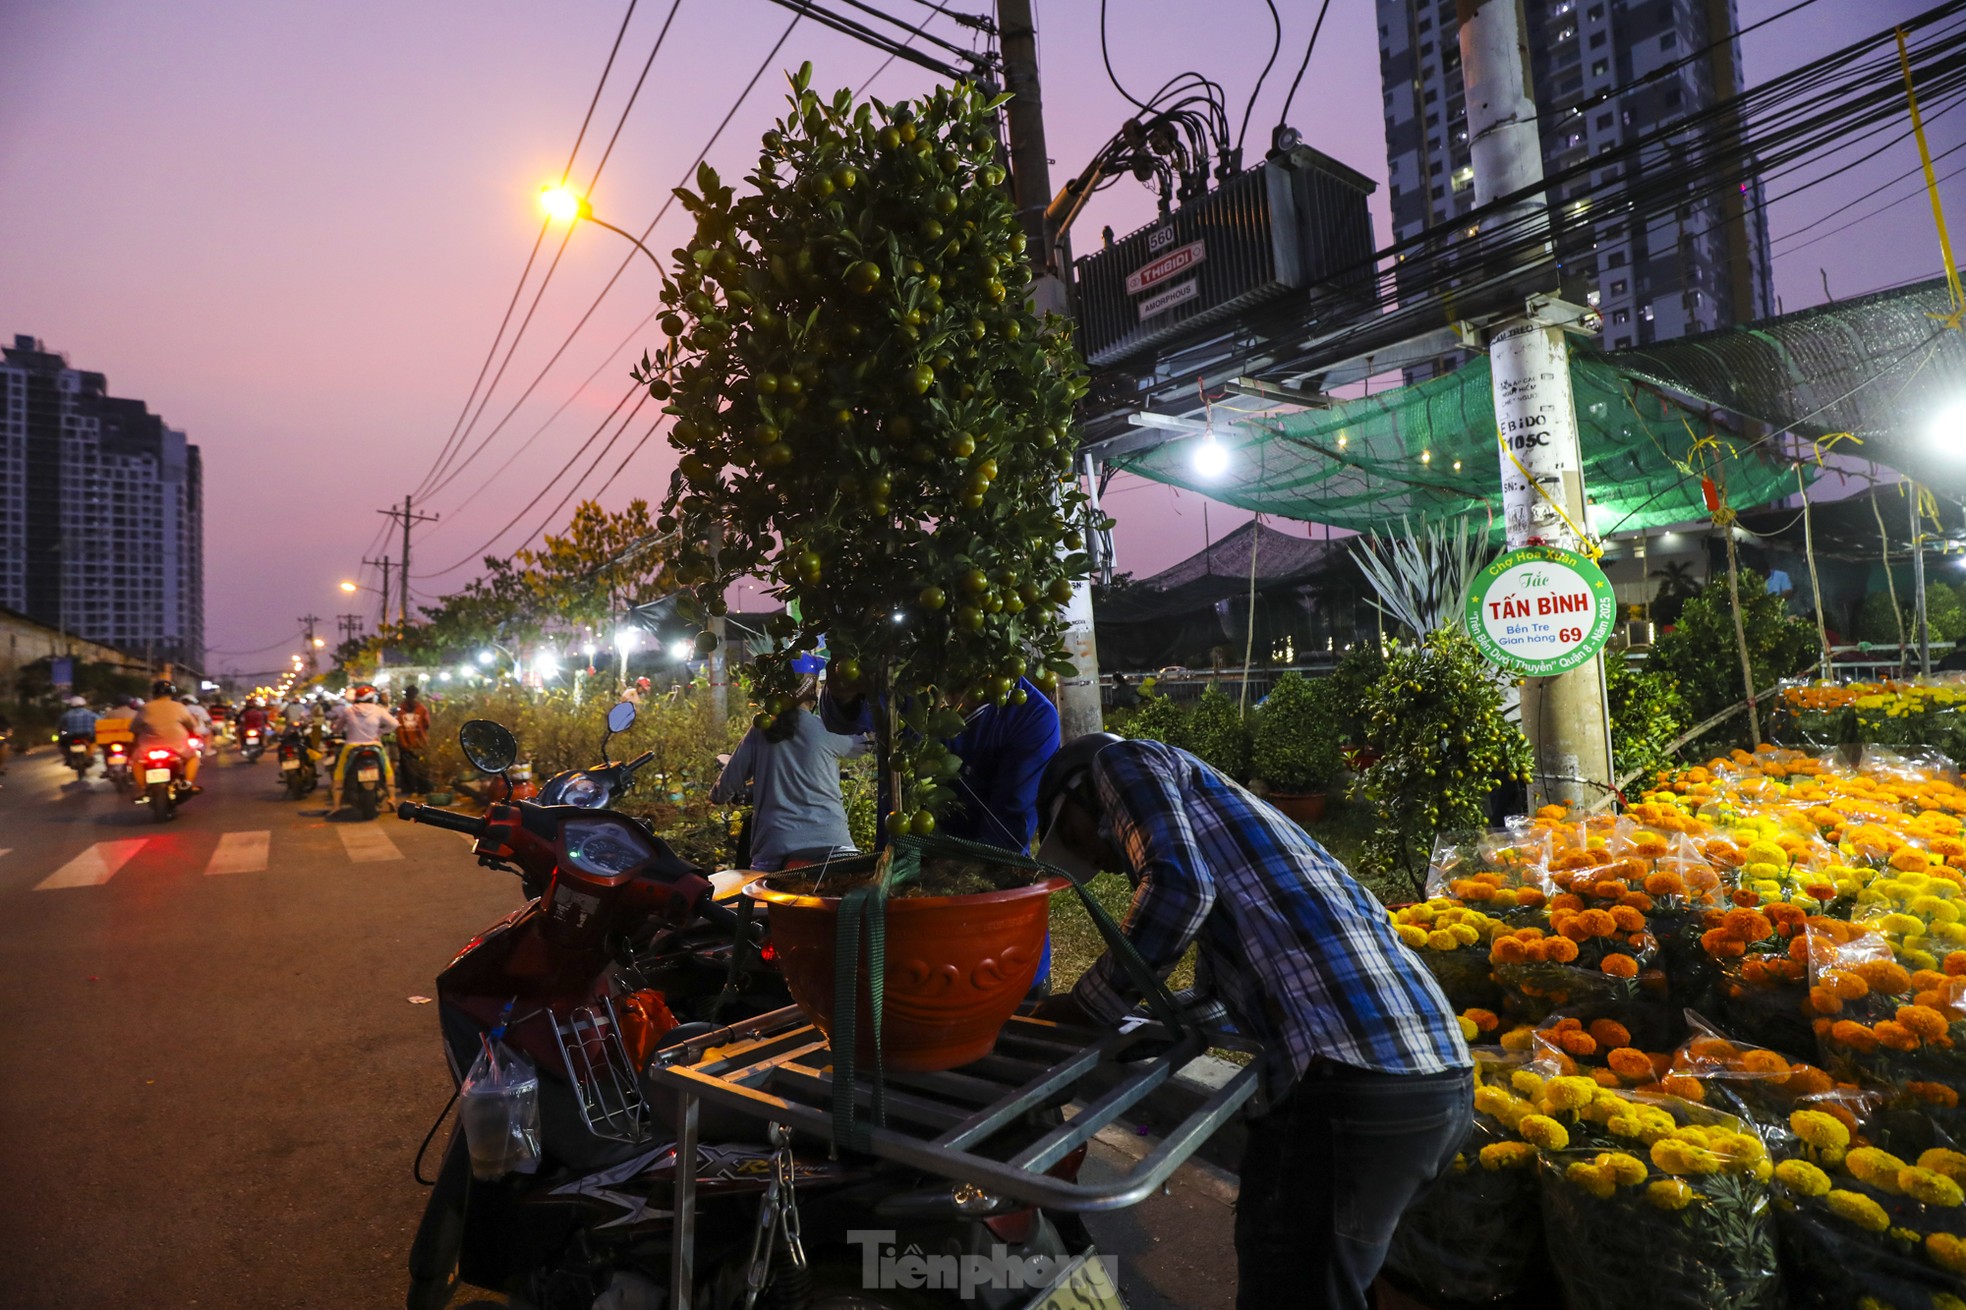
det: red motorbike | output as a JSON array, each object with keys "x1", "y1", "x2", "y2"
[
  {"x1": 398, "y1": 708, "x2": 1086, "y2": 1310},
  {"x1": 138, "y1": 738, "x2": 199, "y2": 822}
]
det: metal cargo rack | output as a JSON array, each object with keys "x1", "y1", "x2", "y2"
[{"x1": 646, "y1": 1004, "x2": 1262, "y2": 1308}]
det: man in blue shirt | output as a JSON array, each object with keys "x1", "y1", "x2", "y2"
[
  {"x1": 57, "y1": 696, "x2": 99, "y2": 738},
  {"x1": 1031, "y1": 734, "x2": 1472, "y2": 1310}
]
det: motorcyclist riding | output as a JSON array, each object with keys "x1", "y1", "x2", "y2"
[
  {"x1": 135, "y1": 681, "x2": 203, "y2": 791},
  {"x1": 57, "y1": 695, "x2": 98, "y2": 738},
  {"x1": 328, "y1": 684, "x2": 398, "y2": 813}
]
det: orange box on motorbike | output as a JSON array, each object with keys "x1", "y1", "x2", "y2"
[{"x1": 94, "y1": 721, "x2": 134, "y2": 746}]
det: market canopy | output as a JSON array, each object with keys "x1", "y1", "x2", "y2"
[{"x1": 1107, "y1": 278, "x2": 1966, "y2": 533}]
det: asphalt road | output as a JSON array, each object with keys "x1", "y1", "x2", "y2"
[
  {"x1": 0, "y1": 743, "x2": 515, "y2": 1308},
  {"x1": 0, "y1": 743, "x2": 1243, "y2": 1310}
]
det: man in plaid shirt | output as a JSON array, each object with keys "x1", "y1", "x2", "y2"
[{"x1": 1031, "y1": 734, "x2": 1471, "y2": 1310}]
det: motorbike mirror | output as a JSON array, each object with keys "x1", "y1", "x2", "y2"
[
  {"x1": 606, "y1": 700, "x2": 637, "y2": 734},
  {"x1": 458, "y1": 719, "x2": 518, "y2": 775}
]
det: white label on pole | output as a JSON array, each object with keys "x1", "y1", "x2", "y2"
[
  {"x1": 1491, "y1": 322, "x2": 1584, "y2": 550},
  {"x1": 1124, "y1": 240, "x2": 1206, "y2": 296},
  {"x1": 1137, "y1": 278, "x2": 1200, "y2": 320}
]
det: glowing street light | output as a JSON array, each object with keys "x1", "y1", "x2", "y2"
[
  {"x1": 670, "y1": 639, "x2": 694, "y2": 661},
  {"x1": 1933, "y1": 398, "x2": 1966, "y2": 452},
  {"x1": 338, "y1": 580, "x2": 358, "y2": 593},
  {"x1": 1192, "y1": 430, "x2": 1229, "y2": 480},
  {"x1": 536, "y1": 183, "x2": 663, "y2": 274}
]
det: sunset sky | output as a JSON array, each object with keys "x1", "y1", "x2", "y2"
[{"x1": 3, "y1": 0, "x2": 1958, "y2": 674}]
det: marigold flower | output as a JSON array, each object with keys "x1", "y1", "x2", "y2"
[
  {"x1": 1783, "y1": 1066, "x2": 1836, "y2": 1096},
  {"x1": 1587, "y1": 1019, "x2": 1631, "y2": 1049},
  {"x1": 1908, "y1": 1080, "x2": 1961, "y2": 1108},
  {"x1": 1855, "y1": 959, "x2": 1914, "y2": 995},
  {"x1": 1927, "y1": 1232, "x2": 1966, "y2": 1275},
  {"x1": 1701, "y1": 929, "x2": 1746, "y2": 958},
  {"x1": 1464, "y1": 1008, "x2": 1500, "y2": 1034},
  {"x1": 1659, "y1": 1074, "x2": 1705, "y2": 1102},
  {"x1": 1686, "y1": 1036, "x2": 1739, "y2": 1062},
  {"x1": 1790, "y1": 1109, "x2": 1851, "y2": 1151},
  {"x1": 1823, "y1": 970, "x2": 1871, "y2": 1001},
  {"x1": 1899, "y1": 1166, "x2": 1966, "y2": 1207},
  {"x1": 1600, "y1": 953, "x2": 1639, "y2": 978},
  {"x1": 1544, "y1": 936, "x2": 1581, "y2": 964},
  {"x1": 1809, "y1": 986, "x2": 1845, "y2": 1016},
  {"x1": 1542, "y1": 1076, "x2": 1597, "y2": 1112},
  {"x1": 1826, "y1": 1189, "x2": 1891, "y2": 1233},
  {"x1": 1644, "y1": 1178, "x2": 1694, "y2": 1211},
  {"x1": 1847, "y1": 1147, "x2": 1910, "y2": 1193},
  {"x1": 1478, "y1": 1141, "x2": 1537, "y2": 1171},
  {"x1": 1605, "y1": 1048, "x2": 1652, "y2": 1081},
  {"x1": 1509, "y1": 1069, "x2": 1545, "y2": 1097},
  {"x1": 1774, "y1": 1158, "x2": 1832, "y2": 1197},
  {"x1": 1921, "y1": 1149, "x2": 1966, "y2": 1183},
  {"x1": 1898, "y1": 1005, "x2": 1953, "y2": 1041},
  {"x1": 1457, "y1": 1016, "x2": 1479, "y2": 1042},
  {"x1": 1874, "y1": 1020, "x2": 1921, "y2": 1052},
  {"x1": 1518, "y1": 1114, "x2": 1570, "y2": 1150},
  {"x1": 1830, "y1": 1020, "x2": 1880, "y2": 1052}
]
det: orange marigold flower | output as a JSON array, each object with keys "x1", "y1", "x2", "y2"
[
  {"x1": 1608, "y1": 1047, "x2": 1654, "y2": 1080},
  {"x1": 1557, "y1": 1031, "x2": 1599, "y2": 1057},
  {"x1": 1914, "y1": 970, "x2": 1951, "y2": 993},
  {"x1": 1577, "y1": 908, "x2": 1619, "y2": 937},
  {"x1": 1740, "y1": 1049, "x2": 1791, "y2": 1075},
  {"x1": 1768, "y1": 904, "x2": 1808, "y2": 930},
  {"x1": 1723, "y1": 908, "x2": 1775, "y2": 942},
  {"x1": 1600, "y1": 953, "x2": 1640, "y2": 979},
  {"x1": 1873, "y1": 1020, "x2": 1921, "y2": 1052},
  {"x1": 1660, "y1": 1074, "x2": 1706, "y2": 1101},
  {"x1": 1783, "y1": 1066, "x2": 1835, "y2": 1095},
  {"x1": 1589, "y1": 1067, "x2": 1622, "y2": 1087},
  {"x1": 1516, "y1": 888, "x2": 1548, "y2": 910},
  {"x1": 1491, "y1": 938, "x2": 1529, "y2": 965},
  {"x1": 1464, "y1": 1008, "x2": 1501, "y2": 1033},
  {"x1": 1611, "y1": 905, "x2": 1647, "y2": 933},
  {"x1": 1909, "y1": 1081, "x2": 1963, "y2": 1108},
  {"x1": 1589, "y1": 1019, "x2": 1632, "y2": 1048},
  {"x1": 1686, "y1": 1036, "x2": 1739, "y2": 1062},
  {"x1": 1898, "y1": 1005, "x2": 1951, "y2": 1042},
  {"x1": 1645, "y1": 872, "x2": 1687, "y2": 898},
  {"x1": 1701, "y1": 929, "x2": 1746, "y2": 959},
  {"x1": 1945, "y1": 951, "x2": 1966, "y2": 978},
  {"x1": 1619, "y1": 892, "x2": 1656, "y2": 912},
  {"x1": 1544, "y1": 936, "x2": 1581, "y2": 964},
  {"x1": 1829, "y1": 1020, "x2": 1880, "y2": 1053},
  {"x1": 1824, "y1": 971, "x2": 1871, "y2": 1002},
  {"x1": 1854, "y1": 960, "x2": 1913, "y2": 995},
  {"x1": 1731, "y1": 889, "x2": 1762, "y2": 908},
  {"x1": 1591, "y1": 879, "x2": 1628, "y2": 902},
  {"x1": 1809, "y1": 987, "x2": 1844, "y2": 1016},
  {"x1": 1550, "y1": 892, "x2": 1586, "y2": 912}
]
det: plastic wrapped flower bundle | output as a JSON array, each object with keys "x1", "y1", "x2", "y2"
[
  {"x1": 1772, "y1": 1105, "x2": 1966, "y2": 1309},
  {"x1": 1529, "y1": 1015, "x2": 1677, "y2": 1094},
  {"x1": 1703, "y1": 903, "x2": 1824, "y2": 1057},
  {"x1": 1809, "y1": 918, "x2": 1966, "y2": 1135},
  {"x1": 1383, "y1": 1054, "x2": 1552, "y2": 1307},
  {"x1": 1425, "y1": 826, "x2": 1555, "y2": 918},
  {"x1": 1666, "y1": 1013, "x2": 1870, "y2": 1129},
  {"x1": 1487, "y1": 899, "x2": 1660, "y2": 1031},
  {"x1": 1514, "y1": 1070, "x2": 1783, "y2": 1310},
  {"x1": 1388, "y1": 898, "x2": 1511, "y2": 1012}
]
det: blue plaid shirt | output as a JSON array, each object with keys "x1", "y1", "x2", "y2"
[{"x1": 1071, "y1": 740, "x2": 1470, "y2": 1097}]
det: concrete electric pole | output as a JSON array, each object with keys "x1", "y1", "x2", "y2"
[
  {"x1": 378, "y1": 496, "x2": 439, "y2": 629},
  {"x1": 298, "y1": 614, "x2": 321, "y2": 678},
  {"x1": 1458, "y1": 0, "x2": 1615, "y2": 808},
  {"x1": 997, "y1": 0, "x2": 1105, "y2": 742}
]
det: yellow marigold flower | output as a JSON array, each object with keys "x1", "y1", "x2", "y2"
[
  {"x1": 1499, "y1": 1027, "x2": 1536, "y2": 1052},
  {"x1": 1827, "y1": 1189, "x2": 1892, "y2": 1233},
  {"x1": 1646, "y1": 1178, "x2": 1695, "y2": 1211},
  {"x1": 1601, "y1": 1151, "x2": 1650, "y2": 1185},
  {"x1": 1566, "y1": 1161, "x2": 1617, "y2": 1199},
  {"x1": 1775, "y1": 1159, "x2": 1832, "y2": 1197},
  {"x1": 1651, "y1": 1138, "x2": 1723, "y2": 1176},
  {"x1": 1928, "y1": 1231, "x2": 1966, "y2": 1275},
  {"x1": 1510, "y1": 1069, "x2": 1546, "y2": 1098},
  {"x1": 1474, "y1": 1085, "x2": 1528, "y2": 1127},
  {"x1": 1541, "y1": 1076, "x2": 1598, "y2": 1113},
  {"x1": 1848, "y1": 1147, "x2": 1910, "y2": 1194},
  {"x1": 1900, "y1": 1167, "x2": 1966, "y2": 1207},
  {"x1": 1426, "y1": 929, "x2": 1460, "y2": 952},
  {"x1": 1919, "y1": 1148, "x2": 1966, "y2": 1183},
  {"x1": 1519, "y1": 1114, "x2": 1570, "y2": 1150},
  {"x1": 1448, "y1": 922, "x2": 1481, "y2": 947},
  {"x1": 1457, "y1": 1016, "x2": 1479, "y2": 1042},
  {"x1": 1933, "y1": 1294, "x2": 1966, "y2": 1310},
  {"x1": 1746, "y1": 840, "x2": 1790, "y2": 867},
  {"x1": 1792, "y1": 1109, "x2": 1852, "y2": 1151},
  {"x1": 1881, "y1": 912, "x2": 1927, "y2": 936},
  {"x1": 1478, "y1": 1141, "x2": 1537, "y2": 1171},
  {"x1": 1395, "y1": 924, "x2": 1429, "y2": 949}
]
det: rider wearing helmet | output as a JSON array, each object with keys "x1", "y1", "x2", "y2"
[
  {"x1": 1029, "y1": 733, "x2": 1472, "y2": 1310},
  {"x1": 179, "y1": 694, "x2": 215, "y2": 744},
  {"x1": 57, "y1": 695, "x2": 99, "y2": 738},
  {"x1": 327, "y1": 683, "x2": 398, "y2": 812},
  {"x1": 135, "y1": 680, "x2": 203, "y2": 788}
]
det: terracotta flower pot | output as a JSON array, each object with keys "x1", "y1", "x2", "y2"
[
  {"x1": 746, "y1": 875, "x2": 1066, "y2": 1073},
  {"x1": 1267, "y1": 791, "x2": 1329, "y2": 825}
]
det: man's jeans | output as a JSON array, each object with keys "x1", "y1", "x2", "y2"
[{"x1": 1235, "y1": 1062, "x2": 1472, "y2": 1310}]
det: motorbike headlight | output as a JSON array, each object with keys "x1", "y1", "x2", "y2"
[
  {"x1": 558, "y1": 772, "x2": 609, "y2": 809},
  {"x1": 559, "y1": 815, "x2": 657, "y2": 881}
]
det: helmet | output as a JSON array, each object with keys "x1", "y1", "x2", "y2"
[
  {"x1": 636, "y1": 677, "x2": 651, "y2": 690},
  {"x1": 128, "y1": 698, "x2": 144, "y2": 710},
  {"x1": 151, "y1": 680, "x2": 176, "y2": 700},
  {"x1": 181, "y1": 694, "x2": 198, "y2": 705},
  {"x1": 66, "y1": 695, "x2": 87, "y2": 707},
  {"x1": 351, "y1": 684, "x2": 377, "y2": 703},
  {"x1": 401, "y1": 684, "x2": 419, "y2": 700}
]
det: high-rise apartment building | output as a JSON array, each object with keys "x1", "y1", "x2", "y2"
[
  {"x1": 1377, "y1": 0, "x2": 1772, "y2": 364},
  {"x1": 0, "y1": 335, "x2": 203, "y2": 669}
]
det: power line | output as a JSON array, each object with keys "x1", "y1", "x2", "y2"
[
  {"x1": 1236, "y1": 0, "x2": 1282, "y2": 154},
  {"x1": 419, "y1": 9, "x2": 807, "y2": 523},
  {"x1": 1276, "y1": 0, "x2": 1333, "y2": 132},
  {"x1": 412, "y1": 0, "x2": 645, "y2": 500},
  {"x1": 1772, "y1": 134, "x2": 1966, "y2": 251}
]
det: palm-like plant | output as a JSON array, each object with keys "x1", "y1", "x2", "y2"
[{"x1": 1350, "y1": 517, "x2": 1492, "y2": 638}]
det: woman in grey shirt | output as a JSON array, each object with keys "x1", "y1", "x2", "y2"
[{"x1": 711, "y1": 681, "x2": 867, "y2": 870}]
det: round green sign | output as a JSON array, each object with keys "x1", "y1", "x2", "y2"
[{"x1": 1465, "y1": 545, "x2": 1617, "y2": 676}]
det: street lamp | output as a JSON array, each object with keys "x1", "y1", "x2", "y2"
[
  {"x1": 538, "y1": 185, "x2": 664, "y2": 274},
  {"x1": 339, "y1": 580, "x2": 359, "y2": 593},
  {"x1": 1191, "y1": 430, "x2": 1229, "y2": 480}
]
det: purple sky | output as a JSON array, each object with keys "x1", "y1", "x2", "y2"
[{"x1": 3, "y1": 0, "x2": 1958, "y2": 672}]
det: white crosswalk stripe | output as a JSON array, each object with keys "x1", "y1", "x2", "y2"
[
  {"x1": 336, "y1": 825, "x2": 403, "y2": 863},
  {"x1": 203, "y1": 830, "x2": 271, "y2": 876},
  {"x1": 34, "y1": 839, "x2": 149, "y2": 890}
]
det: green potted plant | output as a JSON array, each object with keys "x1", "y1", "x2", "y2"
[
  {"x1": 1251, "y1": 671, "x2": 1342, "y2": 823},
  {"x1": 1184, "y1": 684, "x2": 1252, "y2": 782},
  {"x1": 636, "y1": 69, "x2": 1091, "y2": 1072}
]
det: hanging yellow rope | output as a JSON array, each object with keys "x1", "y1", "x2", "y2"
[
  {"x1": 1897, "y1": 26, "x2": 1966, "y2": 327},
  {"x1": 1494, "y1": 430, "x2": 1603, "y2": 559}
]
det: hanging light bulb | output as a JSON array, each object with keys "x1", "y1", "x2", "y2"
[
  {"x1": 1453, "y1": 458, "x2": 1463, "y2": 473},
  {"x1": 1192, "y1": 429, "x2": 1229, "y2": 480},
  {"x1": 1336, "y1": 429, "x2": 1349, "y2": 449},
  {"x1": 1420, "y1": 448, "x2": 1433, "y2": 465}
]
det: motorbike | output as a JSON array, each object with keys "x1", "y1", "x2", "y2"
[
  {"x1": 277, "y1": 724, "x2": 318, "y2": 800},
  {"x1": 342, "y1": 741, "x2": 390, "y2": 820},
  {"x1": 238, "y1": 724, "x2": 266, "y2": 763},
  {"x1": 138, "y1": 739, "x2": 198, "y2": 822},
  {"x1": 59, "y1": 732, "x2": 95, "y2": 780},
  {"x1": 398, "y1": 704, "x2": 1085, "y2": 1310},
  {"x1": 102, "y1": 739, "x2": 134, "y2": 794}
]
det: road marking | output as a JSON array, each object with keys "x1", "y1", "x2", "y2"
[
  {"x1": 34, "y1": 839, "x2": 149, "y2": 890},
  {"x1": 337, "y1": 825, "x2": 402, "y2": 863},
  {"x1": 204, "y1": 830, "x2": 271, "y2": 876}
]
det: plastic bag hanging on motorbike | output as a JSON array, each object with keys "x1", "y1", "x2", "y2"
[{"x1": 459, "y1": 1036, "x2": 542, "y2": 1181}]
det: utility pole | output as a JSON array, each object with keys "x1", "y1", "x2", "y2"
[
  {"x1": 298, "y1": 614, "x2": 320, "y2": 678},
  {"x1": 336, "y1": 614, "x2": 364, "y2": 647},
  {"x1": 997, "y1": 0, "x2": 1105, "y2": 742},
  {"x1": 1459, "y1": 0, "x2": 1615, "y2": 808},
  {"x1": 362, "y1": 556, "x2": 394, "y2": 630},
  {"x1": 378, "y1": 495, "x2": 439, "y2": 628}
]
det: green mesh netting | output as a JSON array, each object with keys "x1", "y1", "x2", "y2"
[{"x1": 1112, "y1": 353, "x2": 1810, "y2": 536}]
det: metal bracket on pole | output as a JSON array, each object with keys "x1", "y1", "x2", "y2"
[{"x1": 1520, "y1": 294, "x2": 1603, "y2": 337}]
